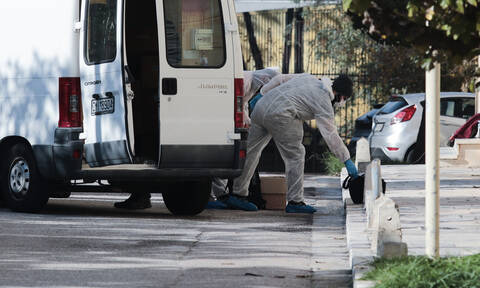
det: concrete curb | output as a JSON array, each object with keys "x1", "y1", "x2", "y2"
[{"x1": 341, "y1": 168, "x2": 376, "y2": 288}]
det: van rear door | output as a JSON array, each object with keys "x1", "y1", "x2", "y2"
[
  {"x1": 80, "y1": 0, "x2": 133, "y2": 167},
  {"x1": 157, "y1": 0, "x2": 237, "y2": 168}
]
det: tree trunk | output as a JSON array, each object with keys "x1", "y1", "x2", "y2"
[
  {"x1": 294, "y1": 8, "x2": 304, "y2": 73},
  {"x1": 282, "y1": 9, "x2": 294, "y2": 74},
  {"x1": 243, "y1": 12, "x2": 264, "y2": 70}
]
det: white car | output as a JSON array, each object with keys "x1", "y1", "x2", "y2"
[{"x1": 370, "y1": 92, "x2": 475, "y2": 163}]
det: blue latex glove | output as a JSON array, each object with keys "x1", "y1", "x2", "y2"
[{"x1": 344, "y1": 159, "x2": 358, "y2": 179}]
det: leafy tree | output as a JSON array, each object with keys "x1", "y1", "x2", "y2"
[
  {"x1": 343, "y1": 0, "x2": 480, "y2": 68},
  {"x1": 304, "y1": 5, "x2": 466, "y2": 100}
]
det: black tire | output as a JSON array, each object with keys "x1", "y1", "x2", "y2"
[
  {"x1": 162, "y1": 180, "x2": 211, "y2": 215},
  {"x1": 405, "y1": 145, "x2": 424, "y2": 164},
  {"x1": 0, "y1": 143, "x2": 49, "y2": 212}
]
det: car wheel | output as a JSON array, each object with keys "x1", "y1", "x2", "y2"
[
  {"x1": 162, "y1": 180, "x2": 211, "y2": 216},
  {"x1": 1, "y1": 143, "x2": 49, "y2": 212},
  {"x1": 405, "y1": 145, "x2": 424, "y2": 164}
]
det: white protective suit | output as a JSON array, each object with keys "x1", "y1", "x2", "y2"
[
  {"x1": 233, "y1": 73, "x2": 350, "y2": 202},
  {"x1": 210, "y1": 69, "x2": 280, "y2": 199},
  {"x1": 242, "y1": 69, "x2": 280, "y2": 125}
]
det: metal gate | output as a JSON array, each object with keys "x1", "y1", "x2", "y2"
[{"x1": 238, "y1": 5, "x2": 382, "y2": 172}]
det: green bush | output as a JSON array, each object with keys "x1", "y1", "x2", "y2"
[
  {"x1": 363, "y1": 254, "x2": 480, "y2": 288},
  {"x1": 322, "y1": 151, "x2": 344, "y2": 176}
]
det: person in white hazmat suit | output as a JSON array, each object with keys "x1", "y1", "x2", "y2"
[
  {"x1": 222, "y1": 73, "x2": 359, "y2": 213},
  {"x1": 204, "y1": 68, "x2": 280, "y2": 209}
]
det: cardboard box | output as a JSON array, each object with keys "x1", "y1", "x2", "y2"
[{"x1": 260, "y1": 173, "x2": 287, "y2": 210}]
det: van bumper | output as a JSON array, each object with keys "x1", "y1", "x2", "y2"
[
  {"x1": 74, "y1": 139, "x2": 247, "y2": 182},
  {"x1": 75, "y1": 167, "x2": 244, "y2": 183},
  {"x1": 35, "y1": 128, "x2": 83, "y2": 180},
  {"x1": 158, "y1": 139, "x2": 246, "y2": 170}
]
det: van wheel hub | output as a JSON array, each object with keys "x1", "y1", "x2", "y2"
[{"x1": 9, "y1": 158, "x2": 30, "y2": 197}]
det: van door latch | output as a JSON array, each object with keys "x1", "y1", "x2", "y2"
[{"x1": 162, "y1": 78, "x2": 177, "y2": 95}]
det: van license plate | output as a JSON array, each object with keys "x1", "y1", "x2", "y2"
[{"x1": 91, "y1": 98, "x2": 114, "y2": 116}]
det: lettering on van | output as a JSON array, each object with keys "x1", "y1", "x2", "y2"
[
  {"x1": 198, "y1": 83, "x2": 228, "y2": 94},
  {"x1": 84, "y1": 80, "x2": 102, "y2": 86}
]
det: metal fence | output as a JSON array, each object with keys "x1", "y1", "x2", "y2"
[
  {"x1": 237, "y1": 6, "x2": 383, "y2": 172},
  {"x1": 237, "y1": 6, "x2": 382, "y2": 141}
]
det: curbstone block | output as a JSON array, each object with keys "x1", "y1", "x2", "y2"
[
  {"x1": 355, "y1": 137, "x2": 371, "y2": 174},
  {"x1": 365, "y1": 159, "x2": 382, "y2": 229},
  {"x1": 370, "y1": 195, "x2": 408, "y2": 258}
]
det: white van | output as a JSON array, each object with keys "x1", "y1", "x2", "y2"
[{"x1": 0, "y1": 0, "x2": 246, "y2": 215}]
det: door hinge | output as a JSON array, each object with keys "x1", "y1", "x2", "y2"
[
  {"x1": 228, "y1": 132, "x2": 241, "y2": 140},
  {"x1": 73, "y1": 21, "x2": 82, "y2": 32},
  {"x1": 126, "y1": 84, "x2": 135, "y2": 100},
  {"x1": 225, "y1": 24, "x2": 237, "y2": 33}
]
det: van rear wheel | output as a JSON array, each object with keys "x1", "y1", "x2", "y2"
[
  {"x1": 1, "y1": 143, "x2": 49, "y2": 212},
  {"x1": 162, "y1": 180, "x2": 211, "y2": 215}
]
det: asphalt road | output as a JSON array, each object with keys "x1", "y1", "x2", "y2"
[{"x1": 0, "y1": 176, "x2": 351, "y2": 288}]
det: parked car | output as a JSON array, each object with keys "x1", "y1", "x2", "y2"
[
  {"x1": 370, "y1": 92, "x2": 475, "y2": 163},
  {"x1": 448, "y1": 113, "x2": 480, "y2": 146},
  {"x1": 348, "y1": 104, "x2": 384, "y2": 157}
]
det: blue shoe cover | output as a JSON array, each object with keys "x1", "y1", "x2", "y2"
[
  {"x1": 205, "y1": 200, "x2": 228, "y2": 209},
  {"x1": 285, "y1": 202, "x2": 317, "y2": 214},
  {"x1": 225, "y1": 195, "x2": 258, "y2": 211}
]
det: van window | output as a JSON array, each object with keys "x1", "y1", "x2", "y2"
[
  {"x1": 163, "y1": 0, "x2": 226, "y2": 68},
  {"x1": 85, "y1": 0, "x2": 117, "y2": 65}
]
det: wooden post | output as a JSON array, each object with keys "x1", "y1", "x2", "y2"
[{"x1": 425, "y1": 62, "x2": 441, "y2": 258}]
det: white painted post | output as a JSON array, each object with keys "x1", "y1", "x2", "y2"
[
  {"x1": 476, "y1": 56, "x2": 480, "y2": 113},
  {"x1": 365, "y1": 159, "x2": 382, "y2": 229},
  {"x1": 355, "y1": 137, "x2": 371, "y2": 174},
  {"x1": 425, "y1": 62, "x2": 441, "y2": 258}
]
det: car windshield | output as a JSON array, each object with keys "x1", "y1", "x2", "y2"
[{"x1": 378, "y1": 97, "x2": 408, "y2": 115}]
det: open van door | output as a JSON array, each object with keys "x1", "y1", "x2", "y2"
[
  {"x1": 80, "y1": 0, "x2": 134, "y2": 167},
  {"x1": 157, "y1": 0, "x2": 238, "y2": 169}
]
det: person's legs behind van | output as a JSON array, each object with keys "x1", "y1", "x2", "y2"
[
  {"x1": 206, "y1": 178, "x2": 229, "y2": 209},
  {"x1": 114, "y1": 184, "x2": 152, "y2": 210}
]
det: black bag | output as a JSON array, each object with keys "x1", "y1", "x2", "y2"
[
  {"x1": 343, "y1": 174, "x2": 365, "y2": 204},
  {"x1": 342, "y1": 174, "x2": 386, "y2": 204}
]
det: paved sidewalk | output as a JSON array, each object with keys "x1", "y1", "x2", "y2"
[
  {"x1": 0, "y1": 175, "x2": 351, "y2": 288},
  {"x1": 306, "y1": 176, "x2": 352, "y2": 287},
  {"x1": 345, "y1": 165, "x2": 480, "y2": 287}
]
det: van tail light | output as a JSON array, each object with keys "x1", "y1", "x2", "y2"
[
  {"x1": 234, "y1": 78, "x2": 244, "y2": 129},
  {"x1": 391, "y1": 105, "x2": 416, "y2": 125},
  {"x1": 59, "y1": 77, "x2": 82, "y2": 128}
]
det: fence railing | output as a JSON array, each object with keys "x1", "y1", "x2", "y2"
[{"x1": 237, "y1": 6, "x2": 383, "y2": 141}]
